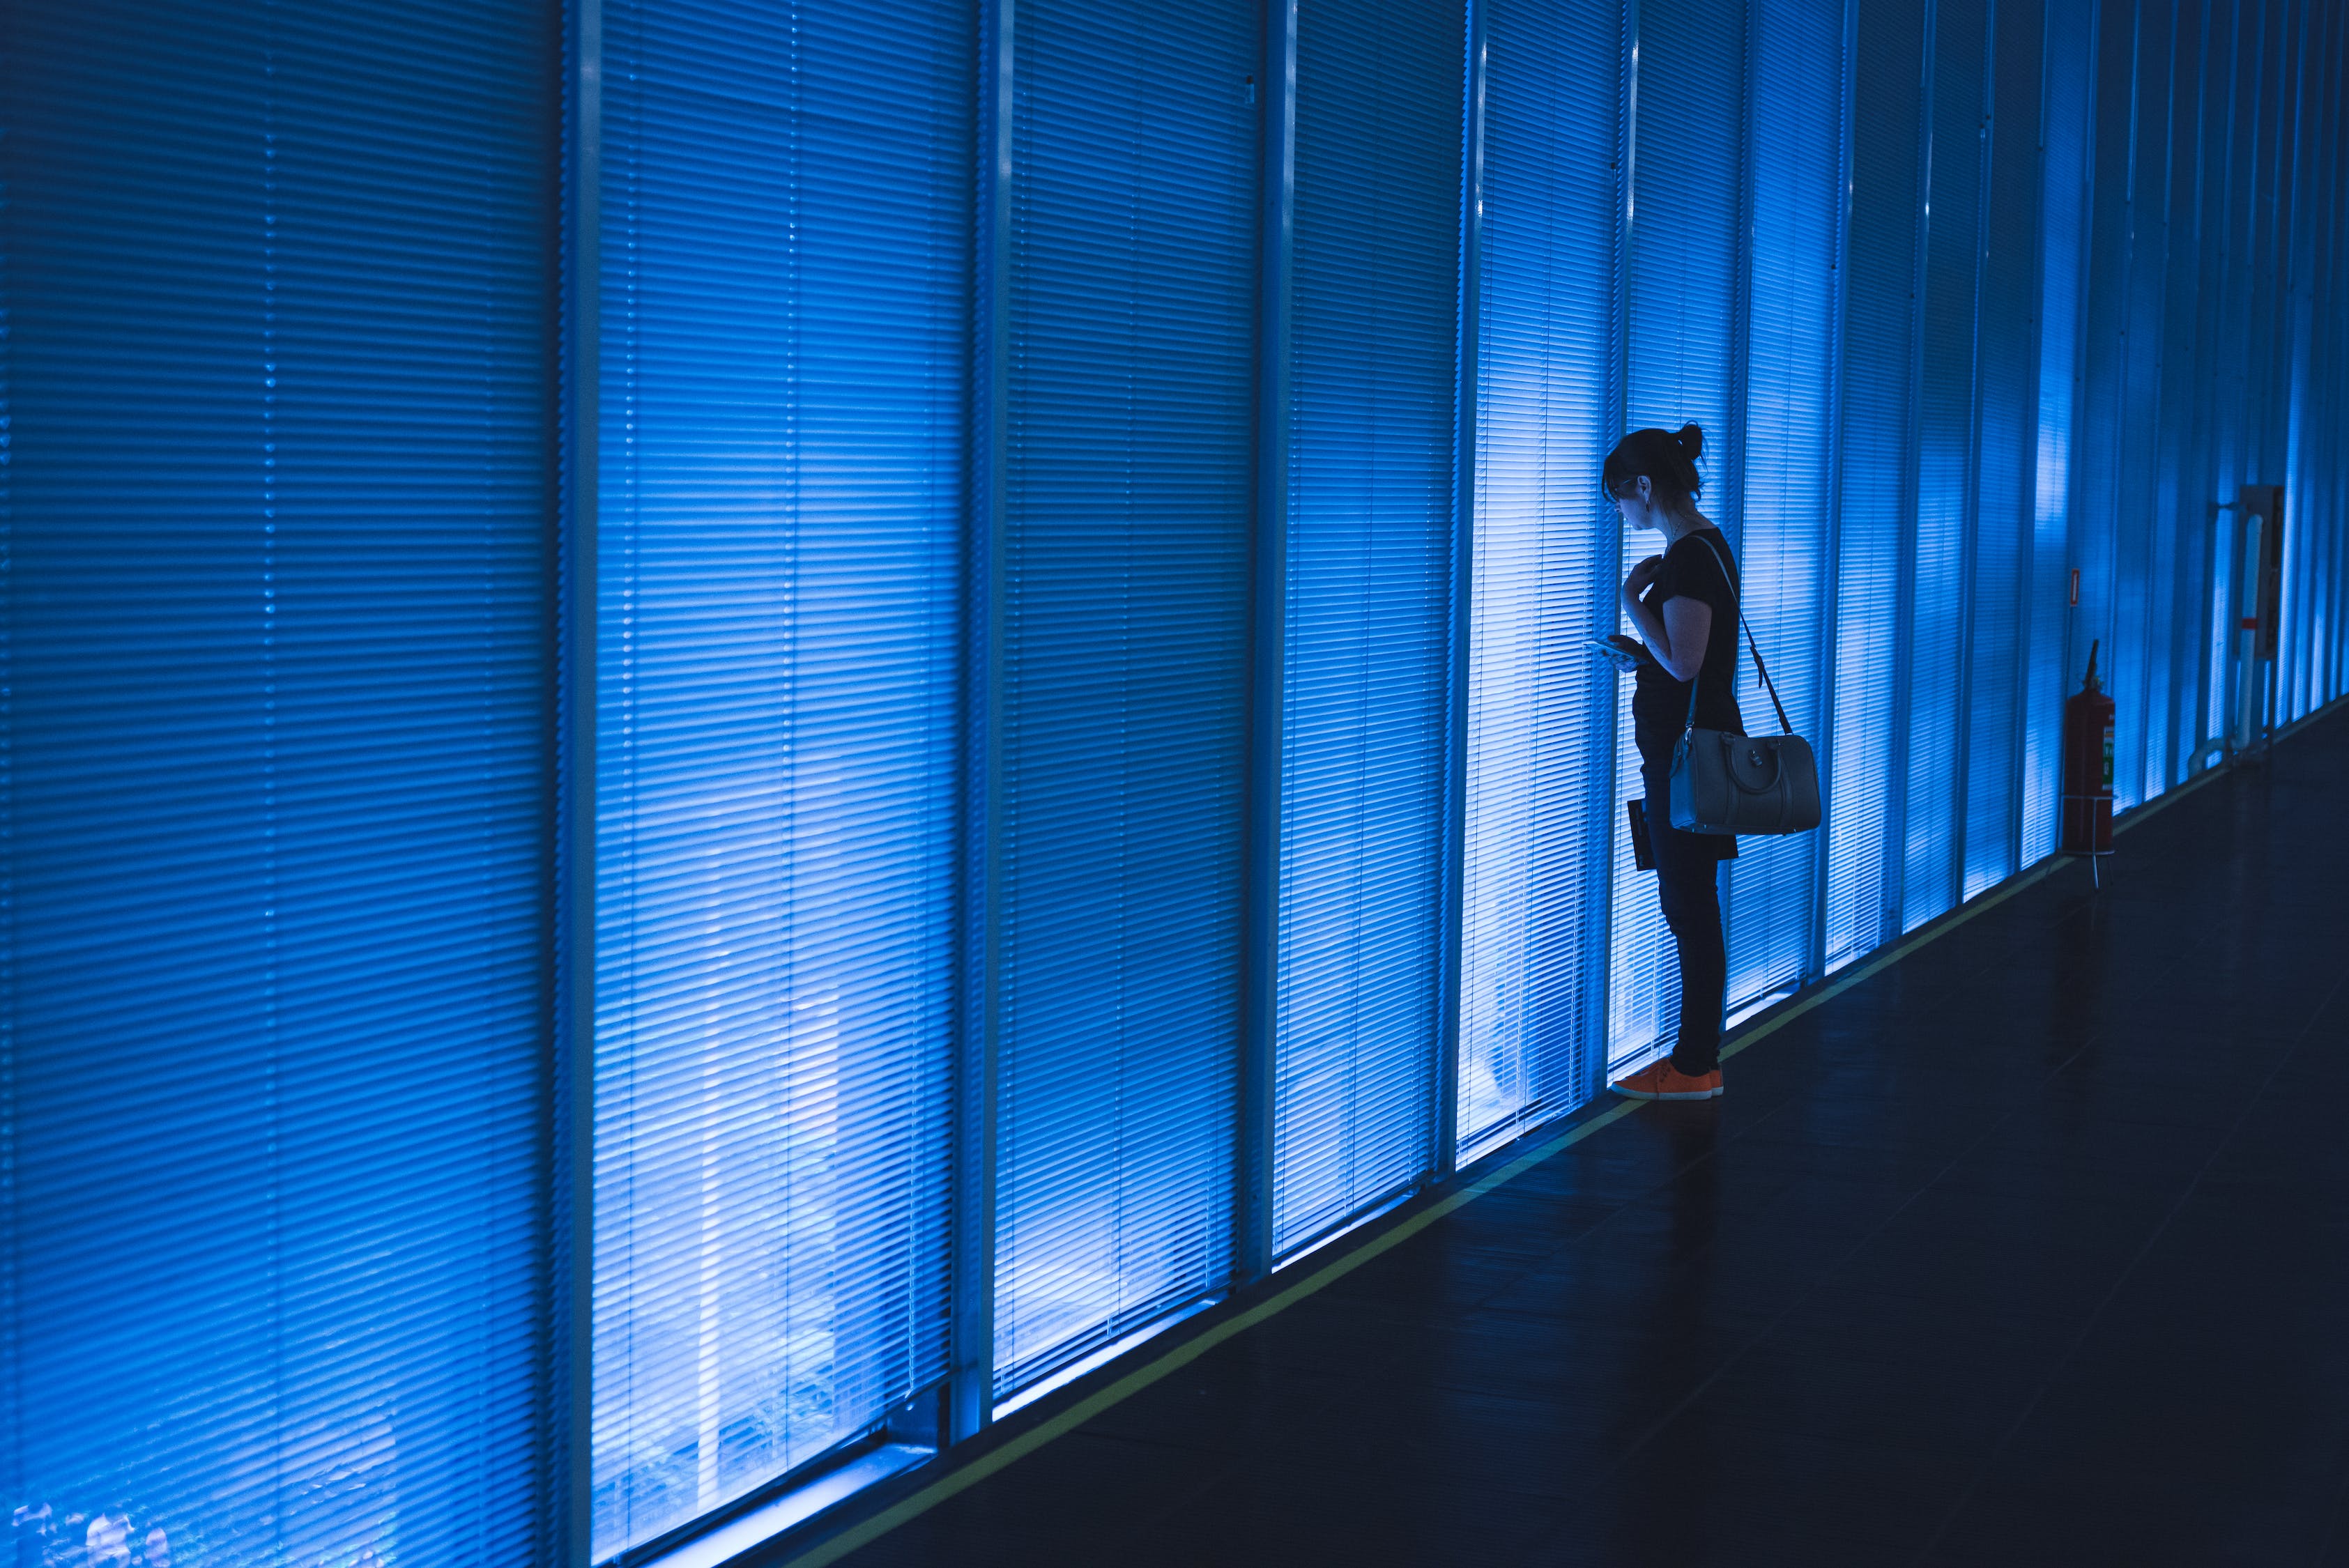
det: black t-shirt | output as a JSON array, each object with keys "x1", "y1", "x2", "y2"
[{"x1": 1631, "y1": 528, "x2": 1745, "y2": 757}]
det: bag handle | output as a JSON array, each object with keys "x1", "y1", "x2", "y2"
[{"x1": 1676, "y1": 532, "x2": 1794, "y2": 739}]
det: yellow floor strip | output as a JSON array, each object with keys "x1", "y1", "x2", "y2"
[{"x1": 783, "y1": 728, "x2": 2309, "y2": 1567}]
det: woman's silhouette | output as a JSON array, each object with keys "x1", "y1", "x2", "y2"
[{"x1": 1605, "y1": 424, "x2": 1740, "y2": 1100}]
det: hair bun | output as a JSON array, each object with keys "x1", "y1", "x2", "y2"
[{"x1": 1674, "y1": 423, "x2": 1705, "y2": 460}]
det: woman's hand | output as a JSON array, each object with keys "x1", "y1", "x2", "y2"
[
  {"x1": 1621, "y1": 555, "x2": 1665, "y2": 602},
  {"x1": 1621, "y1": 558, "x2": 1669, "y2": 667}
]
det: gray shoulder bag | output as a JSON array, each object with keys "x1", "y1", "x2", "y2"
[{"x1": 1666, "y1": 535, "x2": 1823, "y2": 836}]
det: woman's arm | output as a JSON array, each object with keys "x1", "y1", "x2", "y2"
[
  {"x1": 1621, "y1": 567, "x2": 1713, "y2": 681},
  {"x1": 1654, "y1": 598, "x2": 1712, "y2": 682}
]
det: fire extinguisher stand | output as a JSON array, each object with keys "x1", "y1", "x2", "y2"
[{"x1": 2060, "y1": 640, "x2": 2116, "y2": 887}]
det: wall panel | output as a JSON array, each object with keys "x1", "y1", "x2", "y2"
[
  {"x1": 2, "y1": 2, "x2": 558, "y2": 1560},
  {"x1": 1275, "y1": 0, "x2": 1464, "y2": 1254},
  {"x1": 1729, "y1": 0, "x2": 1846, "y2": 999},
  {"x1": 1906, "y1": 0, "x2": 1989, "y2": 928},
  {"x1": 990, "y1": 0, "x2": 1257, "y2": 1395},
  {"x1": 1826, "y1": 0, "x2": 1925, "y2": 960},
  {"x1": 2113, "y1": 0, "x2": 2175, "y2": 804},
  {"x1": 1964, "y1": 0, "x2": 2045, "y2": 896},
  {"x1": 1460, "y1": 0, "x2": 1625, "y2": 1148},
  {"x1": 591, "y1": 0, "x2": 967, "y2": 1549},
  {"x1": 2022, "y1": 0, "x2": 2095, "y2": 864},
  {"x1": 1610, "y1": 0, "x2": 1745, "y2": 1059}
]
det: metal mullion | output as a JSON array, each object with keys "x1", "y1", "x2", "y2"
[
  {"x1": 1433, "y1": 0, "x2": 1485, "y2": 1182},
  {"x1": 951, "y1": 0, "x2": 1013, "y2": 1443},
  {"x1": 556, "y1": 0, "x2": 600, "y2": 1557},
  {"x1": 1238, "y1": 0, "x2": 1296, "y2": 1284}
]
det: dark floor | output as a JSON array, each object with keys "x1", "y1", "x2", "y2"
[{"x1": 835, "y1": 707, "x2": 2349, "y2": 1568}]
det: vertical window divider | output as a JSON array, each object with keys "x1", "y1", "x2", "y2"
[
  {"x1": 1811, "y1": 0, "x2": 1860, "y2": 984},
  {"x1": 558, "y1": 0, "x2": 601, "y2": 1555},
  {"x1": 1240, "y1": 0, "x2": 1297, "y2": 1286},
  {"x1": 1434, "y1": 0, "x2": 1487, "y2": 1181},
  {"x1": 1585, "y1": 0, "x2": 1637, "y2": 1101},
  {"x1": 1885, "y1": 0, "x2": 1936, "y2": 944},
  {"x1": 952, "y1": 0, "x2": 1016, "y2": 1444}
]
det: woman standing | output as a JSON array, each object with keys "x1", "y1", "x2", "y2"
[{"x1": 1605, "y1": 424, "x2": 1740, "y2": 1101}]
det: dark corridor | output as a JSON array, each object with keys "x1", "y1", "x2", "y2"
[{"x1": 825, "y1": 707, "x2": 2349, "y2": 1567}]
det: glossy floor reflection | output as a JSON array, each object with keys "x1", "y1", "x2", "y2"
[{"x1": 830, "y1": 707, "x2": 2349, "y2": 1568}]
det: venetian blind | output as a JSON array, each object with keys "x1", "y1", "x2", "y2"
[
  {"x1": 1460, "y1": 0, "x2": 1628, "y2": 1149},
  {"x1": 1826, "y1": 0, "x2": 1926, "y2": 962},
  {"x1": 1729, "y1": 0, "x2": 1846, "y2": 1004},
  {"x1": 1610, "y1": 0, "x2": 1745, "y2": 1063},
  {"x1": 1274, "y1": 0, "x2": 1464, "y2": 1255},
  {"x1": 590, "y1": 0, "x2": 966, "y2": 1552},
  {"x1": 1, "y1": 1, "x2": 558, "y2": 1561},
  {"x1": 990, "y1": 0, "x2": 1257, "y2": 1396}
]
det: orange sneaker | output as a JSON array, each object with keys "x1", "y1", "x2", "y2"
[{"x1": 1609, "y1": 1059, "x2": 1723, "y2": 1100}]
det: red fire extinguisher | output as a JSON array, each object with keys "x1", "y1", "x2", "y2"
[{"x1": 2060, "y1": 639, "x2": 2115, "y2": 859}]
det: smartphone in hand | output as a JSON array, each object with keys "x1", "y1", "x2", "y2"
[{"x1": 1586, "y1": 633, "x2": 1652, "y2": 673}]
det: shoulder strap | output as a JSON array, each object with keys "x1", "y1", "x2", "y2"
[{"x1": 1681, "y1": 532, "x2": 1794, "y2": 738}]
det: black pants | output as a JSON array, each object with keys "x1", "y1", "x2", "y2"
[{"x1": 1641, "y1": 755, "x2": 1727, "y2": 1076}]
